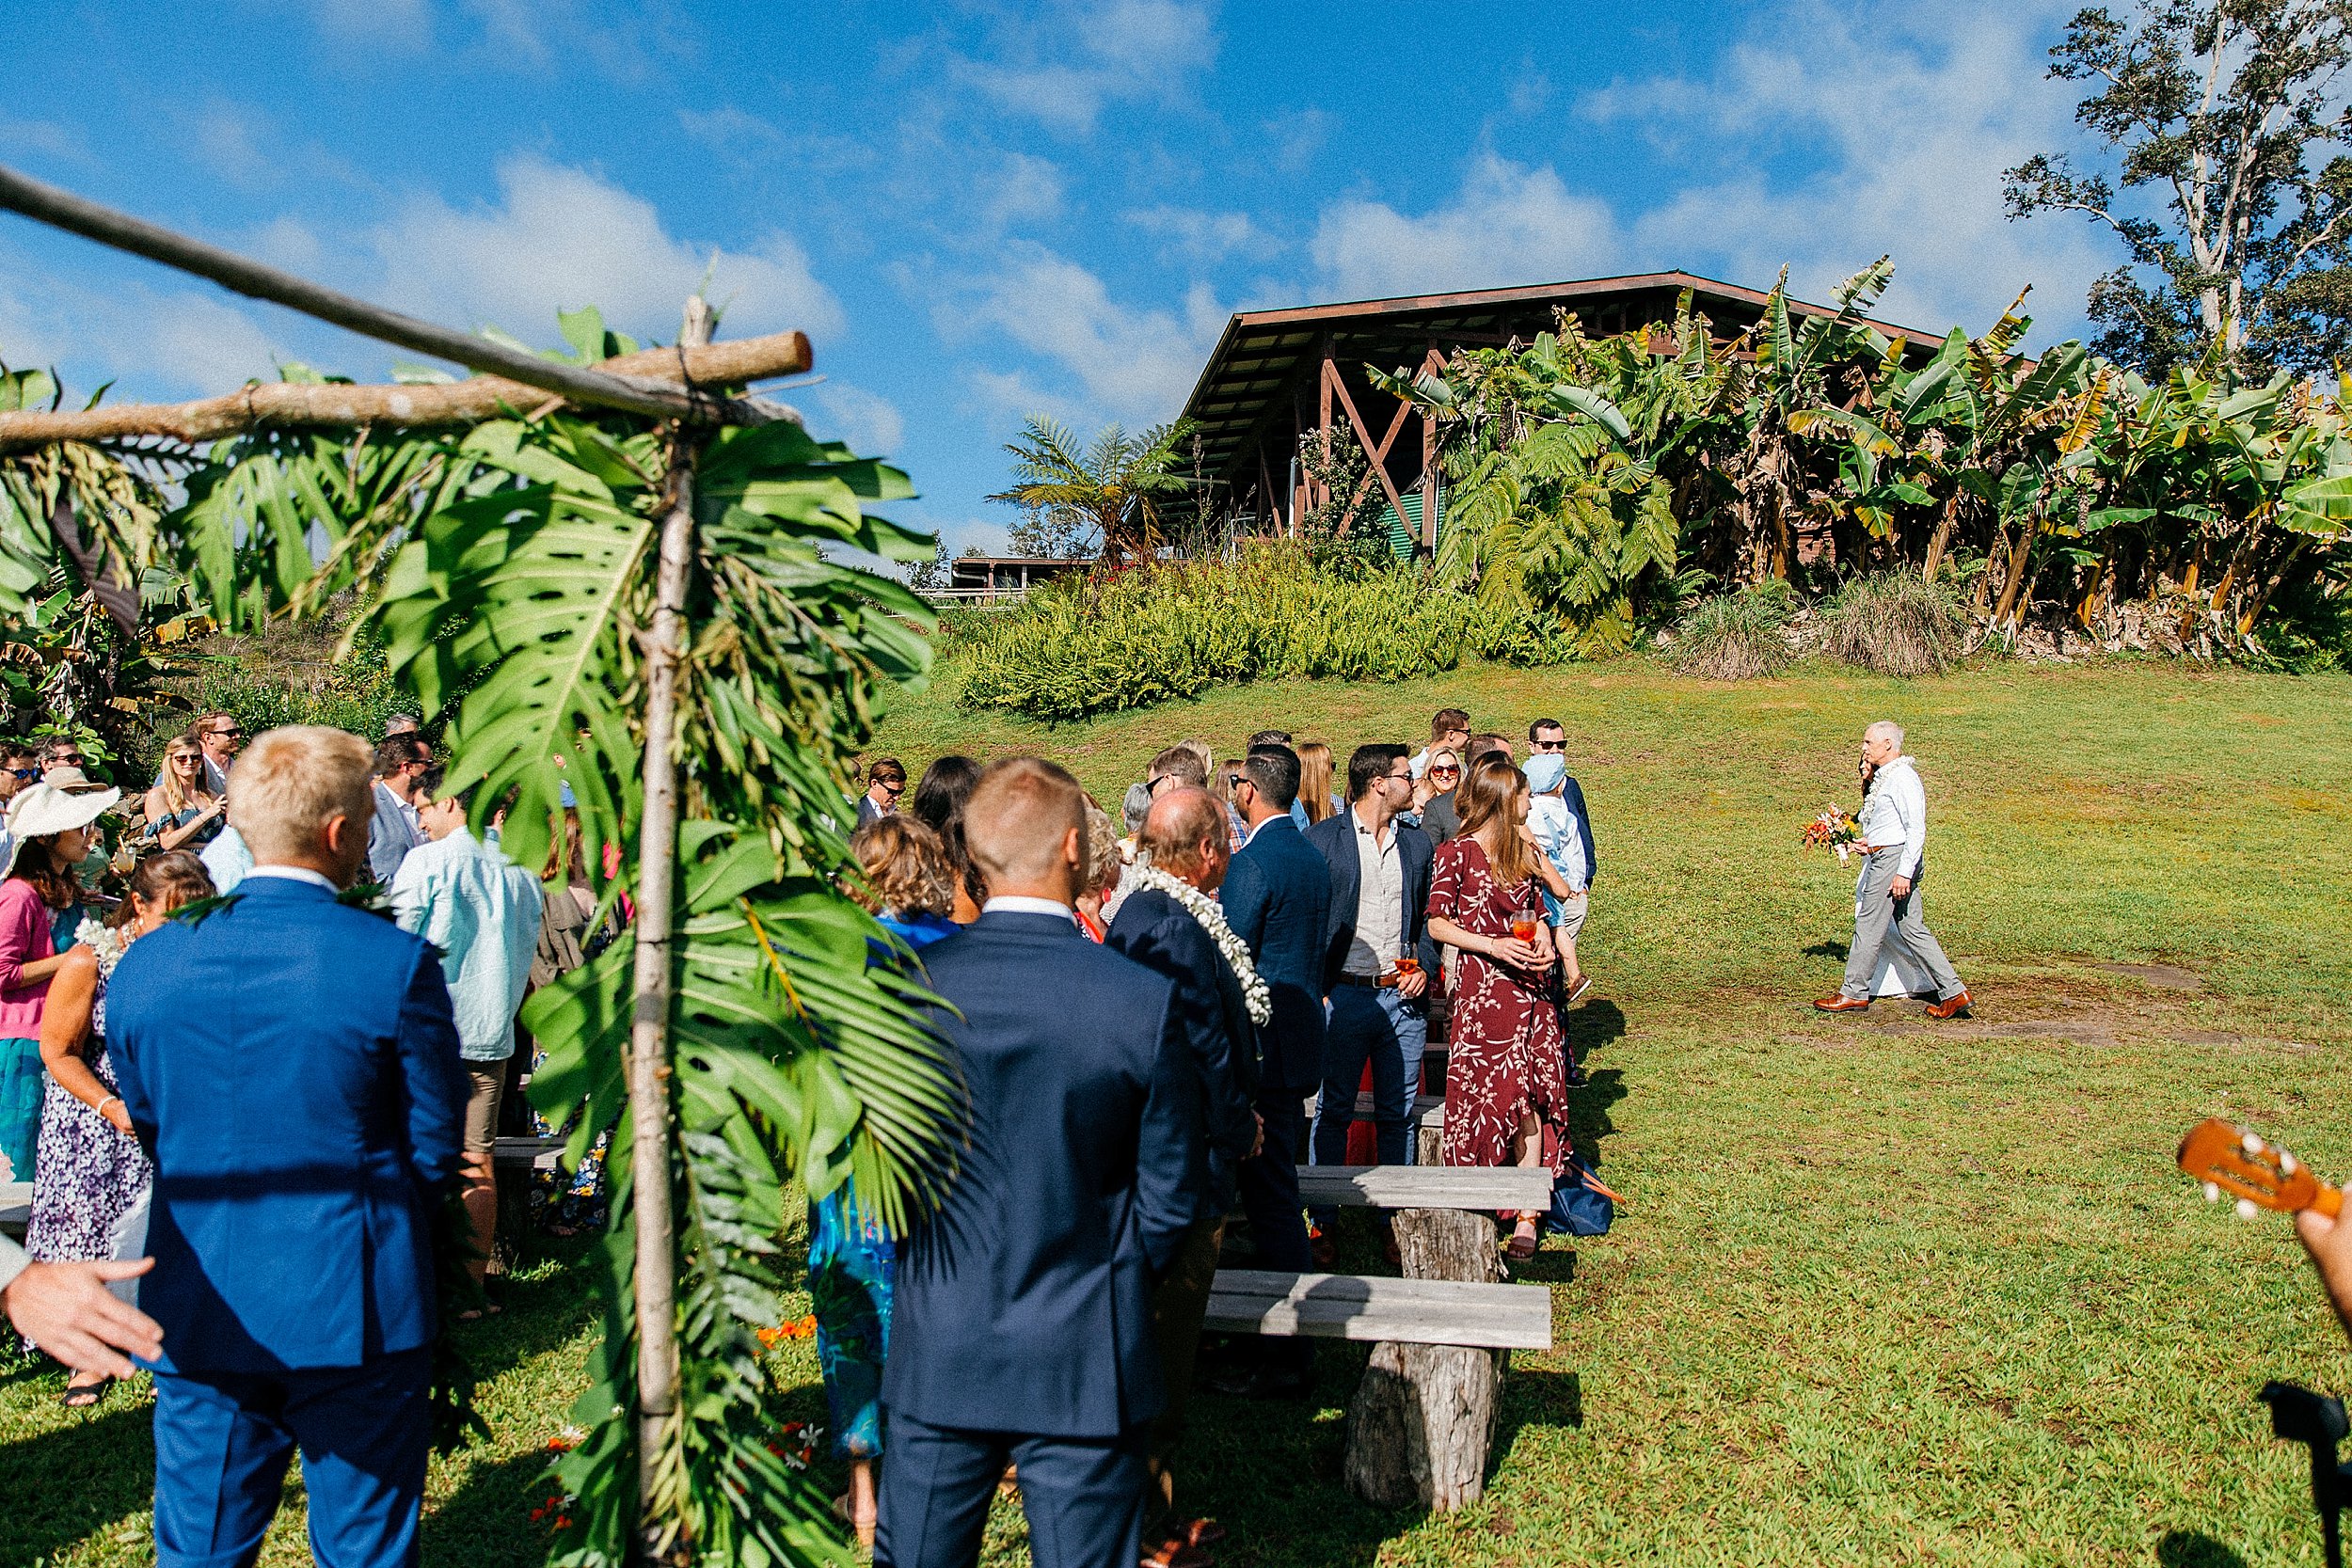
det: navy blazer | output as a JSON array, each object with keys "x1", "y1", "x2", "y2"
[
  {"x1": 1562, "y1": 774, "x2": 1598, "y2": 884},
  {"x1": 1104, "y1": 887, "x2": 1259, "y2": 1208},
  {"x1": 1217, "y1": 816, "x2": 1332, "y2": 1095},
  {"x1": 106, "y1": 876, "x2": 468, "y2": 1374},
  {"x1": 1304, "y1": 809, "x2": 1438, "y2": 988},
  {"x1": 883, "y1": 911, "x2": 1200, "y2": 1438}
]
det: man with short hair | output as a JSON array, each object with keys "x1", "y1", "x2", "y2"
[
  {"x1": 857, "y1": 757, "x2": 907, "y2": 828},
  {"x1": 1250, "y1": 730, "x2": 1314, "y2": 828},
  {"x1": 1410, "y1": 707, "x2": 1471, "y2": 781},
  {"x1": 1105, "y1": 786, "x2": 1261, "y2": 1529},
  {"x1": 383, "y1": 714, "x2": 421, "y2": 739},
  {"x1": 1146, "y1": 744, "x2": 1208, "y2": 796},
  {"x1": 42, "y1": 735, "x2": 90, "y2": 784},
  {"x1": 1817, "y1": 721, "x2": 1972, "y2": 1018},
  {"x1": 107, "y1": 724, "x2": 468, "y2": 1568},
  {"x1": 1211, "y1": 743, "x2": 1329, "y2": 1400},
  {"x1": 1466, "y1": 732, "x2": 1513, "y2": 766},
  {"x1": 390, "y1": 767, "x2": 545, "y2": 1299},
  {"x1": 880, "y1": 757, "x2": 1200, "y2": 1568},
  {"x1": 195, "y1": 712, "x2": 243, "y2": 797},
  {"x1": 1304, "y1": 745, "x2": 1437, "y2": 1257},
  {"x1": 366, "y1": 735, "x2": 431, "y2": 884}
]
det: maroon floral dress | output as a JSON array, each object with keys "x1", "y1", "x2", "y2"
[{"x1": 1426, "y1": 836, "x2": 1570, "y2": 1189}]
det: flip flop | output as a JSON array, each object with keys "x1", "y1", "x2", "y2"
[
  {"x1": 1176, "y1": 1519, "x2": 1228, "y2": 1548},
  {"x1": 1565, "y1": 975, "x2": 1594, "y2": 1007},
  {"x1": 61, "y1": 1376, "x2": 114, "y2": 1409}
]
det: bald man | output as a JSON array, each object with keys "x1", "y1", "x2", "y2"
[{"x1": 879, "y1": 758, "x2": 1202, "y2": 1568}]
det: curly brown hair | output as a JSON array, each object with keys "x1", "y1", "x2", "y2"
[{"x1": 850, "y1": 815, "x2": 956, "y2": 919}]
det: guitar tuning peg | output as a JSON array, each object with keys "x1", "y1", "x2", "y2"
[
  {"x1": 2236, "y1": 1198, "x2": 2260, "y2": 1220},
  {"x1": 2204, "y1": 1182, "x2": 2221, "y2": 1202}
]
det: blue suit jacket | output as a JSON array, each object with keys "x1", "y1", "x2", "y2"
[
  {"x1": 1303, "y1": 809, "x2": 1438, "y2": 988},
  {"x1": 1218, "y1": 816, "x2": 1331, "y2": 1095},
  {"x1": 1563, "y1": 774, "x2": 1598, "y2": 884},
  {"x1": 107, "y1": 876, "x2": 468, "y2": 1374},
  {"x1": 1104, "y1": 887, "x2": 1259, "y2": 1207},
  {"x1": 883, "y1": 911, "x2": 1200, "y2": 1438}
]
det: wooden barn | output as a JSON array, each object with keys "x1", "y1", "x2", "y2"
[{"x1": 1168, "y1": 270, "x2": 1932, "y2": 558}]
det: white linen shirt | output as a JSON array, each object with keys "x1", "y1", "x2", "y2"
[
  {"x1": 1345, "y1": 810, "x2": 1403, "y2": 976},
  {"x1": 1858, "y1": 755, "x2": 1929, "y2": 879},
  {"x1": 390, "y1": 828, "x2": 545, "y2": 1062}
]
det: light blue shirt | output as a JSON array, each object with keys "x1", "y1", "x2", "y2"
[
  {"x1": 200, "y1": 825, "x2": 253, "y2": 895},
  {"x1": 389, "y1": 828, "x2": 545, "y2": 1062}
]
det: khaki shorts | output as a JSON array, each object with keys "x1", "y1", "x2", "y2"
[
  {"x1": 463, "y1": 1063, "x2": 507, "y2": 1155},
  {"x1": 1550, "y1": 892, "x2": 1590, "y2": 945}
]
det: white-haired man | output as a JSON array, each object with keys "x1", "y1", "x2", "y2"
[{"x1": 1816, "y1": 721, "x2": 1972, "y2": 1018}]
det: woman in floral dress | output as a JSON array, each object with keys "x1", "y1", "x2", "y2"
[
  {"x1": 27, "y1": 850, "x2": 214, "y2": 1404},
  {"x1": 1425, "y1": 755, "x2": 1571, "y2": 1260}
]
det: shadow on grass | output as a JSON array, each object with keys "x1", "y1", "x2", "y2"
[
  {"x1": 0, "y1": 1396, "x2": 154, "y2": 1568},
  {"x1": 423, "y1": 1444, "x2": 567, "y2": 1568},
  {"x1": 1804, "y1": 940, "x2": 1851, "y2": 961},
  {"x1": 1565, "y1": 1067, "x2": 1626, "y2": 1170},
  {"x1": 1492, "y1": 1366, "x2": 1583, "y2": 1476},
  {"x1": 2154, "y1": 1531, "x2": 2249, "y2": 1568},
  {"x1": 444, "y1": 1240, "x2": 606, "y2": 1386}
]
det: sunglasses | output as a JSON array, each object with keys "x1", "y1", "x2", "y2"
[
  {"x1": 8, "y1": 767, "x2": 38, "y2": 782},
  {"x1": 1531, "y1": 739, "x2": 1565, "y2": 752},
  {"x1": 879, "y1": 779, "x2": 905, "y2": 794},
  {"x1": 1431, "y1": 765, "x2": 1460, "y2": 779},
  {"x1": 49, "y1": 753, "x2": 86, "y2": 767}
]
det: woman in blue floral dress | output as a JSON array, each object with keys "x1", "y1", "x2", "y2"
[{"x1": 816, "y1": 815, "x2": 960, "y2": 1545}]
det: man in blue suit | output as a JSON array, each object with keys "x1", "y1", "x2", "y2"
[
  {"x1": 108, "y1": 726, "x2": 468, "y2": 1568},
  {"x1": 1304, "y1": 745, "x2": 1438, "y2": 1236},
  {"x1": 879, "y1": 757, "x2": 1201, "y2": 1568},
  {"x1": 1210, "y1": 743, "x2": 1328, "y2": 1399}
]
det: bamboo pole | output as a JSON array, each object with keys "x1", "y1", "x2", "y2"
[
  {"x1": 0, "y1": 162, "x2": 778, "y2": 426},
  {"x1": 628, "y1": 294, "x2": 713, "y2": 1558},
  {"x1": 0, "y1": 332, "x2": 809, "y2": 452}
]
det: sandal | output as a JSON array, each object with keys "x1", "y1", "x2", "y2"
[
  {"x1": 1505, "y1": 1214, "x2": 1540, "y2": 1260},
  {"x1": 1175, "y1": 1519, "x2": 1227, "y2": 1548},
  {"x1": 61, "y1": 1375, "x2": 114, "y2": 1409},
  {"x1": 455, "y1": 1300, "x2": 505, "y2": 1323},
  {"x1": 1140, "y1": 1541, "x2": 1212, "y2": 1568}
]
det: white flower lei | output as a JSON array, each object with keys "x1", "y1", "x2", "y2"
[
  {"x1": 79, "y1": 919, "x2": 127, "y2": 977},
  {"x1": 1129, "y1": 863, "x2": 1273, "y2": 1026}
]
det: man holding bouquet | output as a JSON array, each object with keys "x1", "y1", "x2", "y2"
[{"x1": 1815, "y1": 721, "x2": 1972, "y2": 1018}]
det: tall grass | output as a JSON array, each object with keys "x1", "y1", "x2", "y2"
[
  {"x1": 956, "y1": 545, "x2": 1575, "y2": 721},
  {"x1": 1819, "y1": 570, "x2": 1965, "y2": 676},
  {"x1": 1666, "y1": 581, "x2": 1796, "y2": 679}
]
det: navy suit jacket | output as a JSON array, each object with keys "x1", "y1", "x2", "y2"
[
  {"x1": 1304, "y1": 809, "x2": 1438, "y2": 988},
  {"x1": 1104, "y1": 887, "x2": 1259, "y2": 1207},
  {"x1": 883, "y1": 911, "x2": 1200, "y2": 1438},
  {"x1": 1563, "y1": 774, "x2": 1598, "y2": 883},
  {"x1": 1217, "y1": 816, "x2": 1331, "y2": 1095},
  {"x1": 106, "y1": 876, "x2": 468, "y2": 1374}
]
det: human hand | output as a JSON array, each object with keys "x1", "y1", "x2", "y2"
[
  {"x1": 1249, "y1": 1113, "x2": 1265, "y2": 1160},
  {"x1": 1890, "y1": 876, "x2": 1913, "y2": 898},
  {"x1": 1, "y1": 1258, "x2": 162, "y2": 1377},
  {"x1": 100, "y1": 1096, "x2": 133, "y2": 1135},
  {"x1": 1395, "y1": 966, "x2": 1428, "y2": 1000},
  {"x1": 2299, "y1": 1206, "x2": 2352, "y2": 1341},
  {"x1": 1491, "y1": 936, "x2": 1543, "y2": 970}
]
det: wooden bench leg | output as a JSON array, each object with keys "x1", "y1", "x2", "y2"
[{"x1": 1344, "y1": 1205, "x2": 1506, "y2": 1511}]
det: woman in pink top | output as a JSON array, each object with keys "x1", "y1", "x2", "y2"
[{"x1": 0, "y1": 782, "x2": 117, "y2": 1184}]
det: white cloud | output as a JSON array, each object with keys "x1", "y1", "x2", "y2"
[
  {"x1": 244, "y1": 215, "x2": 325, "y2": 274},
  {"x1": 1122, "y1": 204, "x2": 1266, "y2": 263},
  {"x1": 293, "y1": 0, "x2": 431, "y2": 45},
  {"x1": 979, "y1": 152, "x2": 1066, "y2": 232},
  {"x1": 0, "y1": 116, "x2": 94, "y2": 167},
  {"x1": 1585, "y1": 3, "x2": 2108, "y2": 341},
  {"x1": 0, "y1": 245, "x2": 293, "y2": 396},
  {"x1": 373, "y1": 153, "x2": 845, "y2": 349},
  {"x1": 1310, "y1": 152, "x2": 1620, "y2": 302},
  {"x1": 194, "y1": 101, "x2": 276, "y2": 191},
  {"x1": 950, "y1": 0, "x2": 1218, "y2": 135},
  {"x1": 814, "y1": 384, "x2": 906, "y2": 455},
  {"x1": 955, "y1": 245, "x2": 1224, "y2": 424}
]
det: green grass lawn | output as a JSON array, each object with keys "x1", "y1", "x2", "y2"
[{"x1": 10, "y1": 656, "x2": 2352, "y2": 1566}]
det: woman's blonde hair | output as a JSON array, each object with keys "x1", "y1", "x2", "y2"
[
  {"x1": 850, "y1": 815, "x2": 956, "y2": 919},
  {"x1": 1081, "y1": 801, "x2": 1120, "y2": 896},
  {"x1": 1295, "y1": 742, "x2": 1335, "y2": 824},
  {"x1": 154, "y1": 731, "x2": 212, "y2": 817},
  {"x1": 1456, "y1": 756, "x2": 1536, "y2": 886}
]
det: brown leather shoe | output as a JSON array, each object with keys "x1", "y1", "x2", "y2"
[
  {"x1": 1813, "y1": 995, "x2": 1870, "y2": 1012},
  {"x1": 1925, "y1": 990, "x2": 1973, "y2": 1020}
]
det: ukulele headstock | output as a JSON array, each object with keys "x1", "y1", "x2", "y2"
[{"x1": 2178, "y1": 1118, "x2": 2326, "y2": 1215}]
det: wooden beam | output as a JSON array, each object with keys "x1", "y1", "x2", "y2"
[
  {"x1": 1421, "y1": 344, "x2": 1441, "y2": 553},
  {"x1": 1205, "y1": 1270, "x2": 1552, "y2": 1352},
  {"x1": 1323, "y1": 359, "x2": 1411, "y2": 537},
  {"x1": 0, "y1": 161, "x2": 785, "y2": 426},
  {"x1": 0, "y1": 332, "x2": 812, "y2": 452}
]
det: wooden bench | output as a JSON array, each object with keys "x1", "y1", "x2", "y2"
[
  {"x1": 1217, "y1": 1158, "x2": 1558, "y2": 1511},
  {"x1": 0, "y1": 1180, "x2": 28, "y2": 1240}
]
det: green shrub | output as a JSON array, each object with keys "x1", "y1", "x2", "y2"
[
  {"x1": 1666, "y1": 582, "x2": 1797, "y2": 679},
  {"x1": 157, "y1": 618, "x2": 410, "y2": 750},
  {"x1": 956, "y1": 544, "x2": 1573, "y2": 721},
  {"x1": 1819, "y1": 571, "x2": 1965, "y2": 677}
]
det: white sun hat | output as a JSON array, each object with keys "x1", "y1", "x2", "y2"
[{"x1": 3, "y1": 780, "x2": 121, "y2": 880}]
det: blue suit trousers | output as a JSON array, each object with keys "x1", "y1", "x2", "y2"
[
  {"x1": 878, "y1": 1410, "x2": 1149, "y2": 1568},
  {"x1": 152, "y1": 1348, "x2": 431, "y2": 1568}
]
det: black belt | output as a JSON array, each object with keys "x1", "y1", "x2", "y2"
[{"x1": 1333, "y1": 972, "x2": 1398, "y2": 990}]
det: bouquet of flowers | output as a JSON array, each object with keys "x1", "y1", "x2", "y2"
[{"x1": 1801, "y1": 805, "x2": 1865, "y2": 863}]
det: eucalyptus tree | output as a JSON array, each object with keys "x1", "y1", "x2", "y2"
[{"x1": 2006, "y1": 0, "x2": 2352, "y2": 373}]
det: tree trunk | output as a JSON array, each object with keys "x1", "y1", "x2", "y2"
[
  {"x1": 1990, "y1": 526, "x2": 2036, "y2": 629},
  {"x1": 629, "y1": 297, "x2": 714, "y2": 1559},
  {"x1": 1921, "y1": 492, "x2": 1959, "y2": 581},
  {"x1": 2237, "y1": 537, "x2": 2311, "y2": 636},
  {"x1": 1344, "y1": 1205, "x2": 1508, "y2": 1512}
]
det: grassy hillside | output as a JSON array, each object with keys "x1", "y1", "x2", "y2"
[{"x1": 10, "y1": 656, "x2": 2352, "y2": 1567}]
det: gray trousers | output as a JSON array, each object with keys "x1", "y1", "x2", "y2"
[{"x1": 1841, "y1": 851, "x2": 1963, "y2": 1002}]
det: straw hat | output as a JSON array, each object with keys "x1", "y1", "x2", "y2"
[{"x1": 4, "y1": 780, "x2": 122, "y2": 880}]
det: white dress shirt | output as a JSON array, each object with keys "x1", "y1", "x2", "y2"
[
  {"x1": 1858, "y1": 756, "x2": 1929, "y2": 879},
  {"x1": 1346, "y1": 809, "x2": 1403, "y2": 976},
  {"x1": 981, "y1": 895, "x2": 1076, "y2": 925},
  {"x1": 244, "y1": 863, "x2": 342, "y2": 894}
]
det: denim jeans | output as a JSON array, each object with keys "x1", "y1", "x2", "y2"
[{"x1": 1309, "y1": 984, "x2": 1427, "y2": 1229}]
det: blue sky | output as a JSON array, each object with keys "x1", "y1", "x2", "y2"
[{"x1": 1, "y1": 1, "x2": 2116, "y2": 556}]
